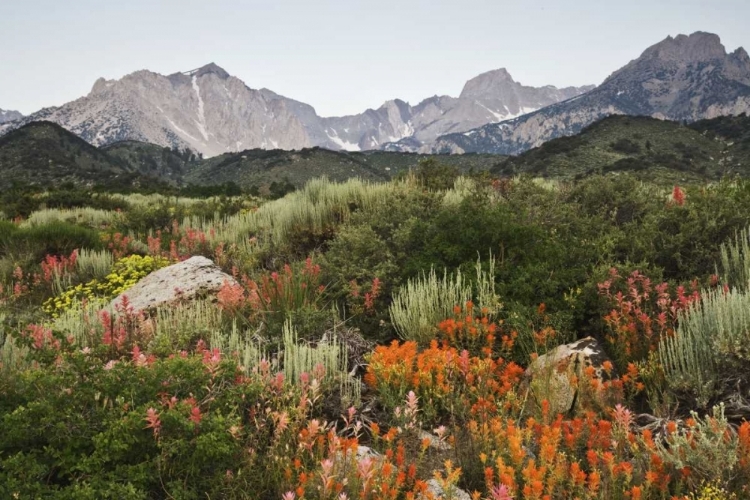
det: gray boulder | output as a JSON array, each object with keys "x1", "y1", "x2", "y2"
[
  {"x1": 109, "y1": 256, "x2": 237, "y2": 313},
  {"x1": 523, "y1": 337, "x2": 615, "y2": 415}
]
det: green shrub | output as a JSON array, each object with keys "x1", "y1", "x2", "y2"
[
  {"x1": 610, "y1": 138, "x2": 642, "y2": 155},
  {"x1": 413, "y1": 158, "x2": 460, "y2": 190},
  {"x1": 656, "y1": 405, "x2": 740, "y2": 492},
  {"x1": 1, "y1": 221, "x2": 103, "y2": 262},
  {"x1": 0, "y1": 349, "x2": 310, "y2": 499}
]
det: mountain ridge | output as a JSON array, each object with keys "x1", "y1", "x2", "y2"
[
  {"x1": 426, "y1": 31, "x2": 750, "y2": 155},
  {"x1": 0, "y1": 64, "x2": 592, "y2": 157}
]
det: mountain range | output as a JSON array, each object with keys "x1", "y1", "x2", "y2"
[
  {"x1": 425, "y1": 32, "x2": 750, "y2": 154},
  {"x1": 0, "y1": 66, "x2": 591, "y2": 158},
  {"x1": 1, "y1": 31, "x2": 748, "y2": 158}
]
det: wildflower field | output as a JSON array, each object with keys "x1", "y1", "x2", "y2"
[{"x1": 3, "y1": 171, "x2": 750, "y2": 499}]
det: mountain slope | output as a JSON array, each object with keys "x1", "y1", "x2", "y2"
[
  {"x1": 491, "y1": 114, "x2": 750, "y2": 182},
  {"x1": 102, "y1": 141, "x2": 193, "y2": 181},
  {"x1": 0, "y1": 121, "x2": 134, "y2": 187},
  {"x1": 184, "y1": 148, "x2": 503, "y2": 189},
  {"x1": 0, "y1": 64, "x2": 591, "y2": 157},
  {"x1": 0, "y1": 109, "x2": 23, "y2": 124},
  {"x1": 431, "y1": 32, "x2": 750, "y2": 155},
  {"x1": 0, "y1": 120, "x2": 504, "y2": 191},
  {"x1": 0, "y1": 122, "x2": 193, "y2": 189}
]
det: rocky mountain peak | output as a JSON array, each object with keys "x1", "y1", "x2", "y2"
[
  {"x1": 730, "y1": 47, "x2": 750, "y2": 67},
  {"x1": 91, "y1": 77, "x2": 111, "y2": 95},
  {"x1": 189, "y1": 63, "x2": 230, "y2": 80},
  {"x1": 459, "y1": 68, "x2": 515, "y2": 99},
  {"x1": 641, "y1": 31, "x2": 727, "y2": 63},
  {"x1": 165, "y1": 63, "x2": 231, "y2": 87},
  {"x1": 0, "y1": 108, "x2": 24, "y2": 124}
]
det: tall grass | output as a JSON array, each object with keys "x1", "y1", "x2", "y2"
[
  {"x1": 0, "y1": 331, "x2": 29, "y2": 373},
  {"x1": 76, "y1": 249, "x2": 114, "y2": 280},
  {"x1": 282, "y1": 319, "x2": 344, "y2": 386},
  {"x1": 390, "y1": 268, "x2": 472, "y2": 344},
  {"x1": 181, "y1": 178, "x2": 395, "y2": 249},
  {"x1": 149, "y1": 300, "x2": 225, "y2": 355},
  {"x1": 21, "y1": 207, "x2": 121, "y2": 229},
  {"x1": 110, "y1": 193, "x2": 239, "y2": 208},
  {"x1": 390, "y1": 255, "x2": 499, "y2": 345},
  {"x1": 209, "y1": 317, "x2": 360, "y2": 406},
  {"x1": 719, "y1": 226, "x2": 750, "y2": 290},
  {"x1": 210, "y1": 322, "x2": 266, "y2": 373},
  {"x1": 659, "y1": 285, "x2": 750, "y2": 406},
  {"x1": 442, "y1": 176, "x2": 477, "y2": 206},
  {"x1": 51, "y1": 299, "x2": 109, "y2": 346},
  {"x1": 282, "y1": 319, "x2": 360, "y2": 406},
  {"x1": 0, "y1": 312, "x2": 31, "y2": 373}
]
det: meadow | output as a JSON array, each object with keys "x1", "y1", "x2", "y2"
[{"x1": 3, "y1": 168, "x2": 750, "y2": 499}]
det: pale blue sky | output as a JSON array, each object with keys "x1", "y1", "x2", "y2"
[{"x1": 2, "y1": 0, "x2": 748, "y2": 117}]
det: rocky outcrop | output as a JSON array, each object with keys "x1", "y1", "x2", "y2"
[
  {"x1": 431, "y1": 31, "x2": 750, "y2": 155},
  {"x1": 0, "y1": 109, "x2": 22, "y2": 124},
  {"x1": 523, "y1": 337, "x2": 614, "y2": 415},
  {"x1": 109, "y1": 256, "x2": 237, "y2": 313},
  {"x1": 1, "y1": 63, "x2": 590, "y2": 156}
]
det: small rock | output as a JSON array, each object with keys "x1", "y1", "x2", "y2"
[
  {"x1": 109, "y1": 256, "x2": 238, "y2": 313},
  {"x1": 419, "y1": 430, "x2": 452, "y2": 451},
  {"x1": 355, "y1": 445, "x2": 381, "y2": 461},
  {"x1": 423, "y1": 479, "x2": 472, "y2": 500},
  {"x1": 334, "y1": 445, "x2": 382, "y2": 469}
]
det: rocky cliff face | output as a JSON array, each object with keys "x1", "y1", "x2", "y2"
[
  {"x1": 1, "y1": 64, "x2": 591, "y2": 157},
  {"x1": 0, "y1": 109, "x2": 23, "y2": 124},
  {"x1": 430, "y1": 32, "x2": 750, "y2": 155}
]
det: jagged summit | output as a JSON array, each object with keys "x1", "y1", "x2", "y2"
[
  {"x1": 733, "y1": 47, "x2": 750, "y2": 62},
  {"x1": 459, "y1": 68, "x2": 515, "y2": 99},
  {"x1": 642, "y1": 31, "x2": 727, "y2": 62},
  {"x1": 183, "y1": 63, "x2": 230, "y2": 80},
  {"x1": 0, "y1": 108, "x2": 23, "y2": 124}
]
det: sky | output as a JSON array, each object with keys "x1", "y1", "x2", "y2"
[{"x1": 2, "y1": 0, "x2": 749, "y2": 117}]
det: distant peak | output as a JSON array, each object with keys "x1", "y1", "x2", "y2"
[
  {"x1": 91, "y1": 77, "x2": 111, "y2": 94},
  {"x1": 731, "y1": 46, "x2": 750, "y2": 62},
  {"x1": 0, "y1": 108, "x2": 24, "y2": 124},
  {"x1": 184, "y1": 63, "x2": 230, "y2": 79},
  {"x1": 459, "y1": 68, "x2": 516, "y2": 99},
  {"x1": 477, "y1": 68, "x2": 514, "y2": 81},
  {"x1": 641, "y1": 31, "x2": 727, "y2": 63}
]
